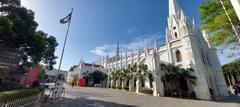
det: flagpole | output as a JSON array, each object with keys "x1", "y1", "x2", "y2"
[{"x1": 57, "y1": 8, "x2": 73, "y2": 76}]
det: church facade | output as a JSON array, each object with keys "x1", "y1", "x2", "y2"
[{"x1": 100, "y1": 0, "x2": 229, "y2": 100}]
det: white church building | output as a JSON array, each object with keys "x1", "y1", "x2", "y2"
[{"x1": 99, "y1": 0, "x2": 229, "y2": 100}]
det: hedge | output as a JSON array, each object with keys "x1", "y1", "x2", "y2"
[
  {"x1": 0, "y1": 88, "x2": 42, "y2": 103},
  {"x1": 123, "y1": 87, "x2": 129, "y2": 90},
  {"x1": 139, "y1": 87, "x2": 153, "y2": 94}
]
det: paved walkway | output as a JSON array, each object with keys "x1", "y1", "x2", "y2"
[{"x1": 42, "y1": 85, "x2": 240, "y2": 107}]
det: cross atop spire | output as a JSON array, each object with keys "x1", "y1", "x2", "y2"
[{"x1": 169, "y1": 0, "x2": 181, "y2": 16}]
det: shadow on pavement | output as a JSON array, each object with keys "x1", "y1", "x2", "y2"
[
  {"x1": 214, "y1": 96, "x2": 240, "y2": 104},
  {"x1": 42, "y1": 97, "x2": 137, "y2": 107},
  {"x1": 71, "y1": 92, "x2": 113, "y2": 99}
]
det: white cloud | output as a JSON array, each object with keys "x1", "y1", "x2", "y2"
[
  {"x1": 125, "y1": 27, "x2": 138, "y2": 34},
  {"x1": 90, "y1": 44, "x2": 116, "y2": 56},
  {"x1": 90, "y1": 32, "x2": 165, "y2": 57}
]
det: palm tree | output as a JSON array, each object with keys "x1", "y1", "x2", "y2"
[
  {"x1": 160, "y1": 63, "x2": 197, "y2": 98},
  {"x1": 120, "y1": 69, "x2": 129, "y2": 89},
  {"x1": 135, "y1": 60, "x2": 149, "y2": 93},
  {"x1": 114, "y1": 70, "x2": 122, "y2": 88},
  {"x1": 160, "y1": 63, "x2": 178, "y2": 96},
  {"x1": 110, "y1": 70, "x2": 117, "y2": 88},
  {"x1": 128, "y1": 63, "x2": 137, "y2": 91},
  {"x1": 177, "y1": 68, "x2": 197, "y2": 97},
  {"x1": 222, "y1": 63, "x2": 238, "y2": 85}
]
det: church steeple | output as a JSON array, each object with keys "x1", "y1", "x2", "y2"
[
  {"x1": 116, "y1": 41, "x2": 120, "y2": 60},
  {"x1": 169, "y1": 0, "x2": 181, "y2": 17}
]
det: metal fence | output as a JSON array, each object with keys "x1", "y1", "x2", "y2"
[{"x1": 0, "y1": 95, "x2": 39, "y2": 107}]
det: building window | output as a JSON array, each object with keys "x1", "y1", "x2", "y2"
[
  {"x1": 176, "y1": 50, "x2": 182, "y2": 62},
  {"x1": 175, "y1": 32, "x2": 178, "y2": 38}
]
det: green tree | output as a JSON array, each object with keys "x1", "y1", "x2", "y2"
[
  {"x1": 222, "y1": 59, "x2": 240, "y2": 85},
  {"x1": 38, "y1": 66, "x2": 48, "y2": 83},
  {"x1": 110, "y1": 70, "x2": 118, "y2": 88},
  {"x1": 88, "y1": 71, "x2": 107, "y2": 86},
  {"x1": 0, "y1": 0, "x2": 58, "y2": 71},
  {"x1": 0, "y1": 0, "x2": 20, "y2": 6},
  {"x1": 160, "y1": 63, "x2": 197, "y2": 97},
  {"x1": 69, "y1": 65, "x2": 78, "y2": 71},
  {"x1": 136, "y1": 63, "x2": 149, "y2": 81},
  {"x1": 43, "y1": 36, "x2": 58, "y2": 70},
  {"x1": 71, "y1": 74, "x2": 79, "y2": 86},
  {"x1": 199, "y1": 0, "x2": 240, "y2": 57},
  {"x1": 110, "y1": 69, "x2": 122, "y2": 88},
  {"x1": 119, "y1": 68, "x2": 130, "y2": 89}
]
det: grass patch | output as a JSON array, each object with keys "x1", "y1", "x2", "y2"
[{"x1": 0, "y1": 88, "x2": 42, "y2": 103}]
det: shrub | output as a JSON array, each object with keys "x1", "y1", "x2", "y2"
[
  {"x1": 139, "y1": 87, "x2": 153, "y2": 94},
  {"x1": 130, "y1": 88, "x2": 136, "y2": 92},
  {"x1": 0, "y1": 88, "x2": 42, "y2": 103},
  {"x1": 190, "y1": 91, "x2": 196, "y2": 99},
  {"x1": 117, "y1": 87, "x2": 121, "y2": 89},
  {"x1": 123, "y1": 87, "x2": 129, "y2": 90}
]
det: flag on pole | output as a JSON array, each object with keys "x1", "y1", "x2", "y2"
[{"x1": 60, "y1": 11, "x2": 72, "y2": 24}]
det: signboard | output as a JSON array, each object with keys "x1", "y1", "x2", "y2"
[
  {"x1": 0, "y1": 47, "x2": 22, "y2": 89},
  {"x1": 25, "y1": 67, "x2": 40, "y2": 87},
  {"x1": 0, "y1": 47, "x2": 22, "y2": 73}
]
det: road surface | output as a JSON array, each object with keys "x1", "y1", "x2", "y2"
[{"x1": 42, "y1": 84, "x2": 240, "y2": 107}]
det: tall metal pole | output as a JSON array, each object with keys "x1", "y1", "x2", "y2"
[
  {"x1": 57, "y1": 8, "x2": 73, "y2": 75},
  {"x1": 220, "y1": 0, "x2": 240, "y2": 43}
]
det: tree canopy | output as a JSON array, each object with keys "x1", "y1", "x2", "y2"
[
  {"x1": 0, "y1": 0, "x2": 58, "y2": 71},
  {"x1": 88, "y1": 71, "x2": 107, "y2": 85},
  {"x1": 199, "y1": 0, "x2": 240, "y2": 57},
  {"x1": 69, "y1": 65, "x2": 78, "y2": 71},
  {"x1": 222, "y1": 59, "x2": 240, "y2": 84}
]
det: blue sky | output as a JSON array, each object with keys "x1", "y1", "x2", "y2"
[{"x1": 21, "y1": 0, "x2": 237, "y2": 71}]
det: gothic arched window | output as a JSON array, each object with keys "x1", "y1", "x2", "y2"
[
  {"x1": 175, "y1": 32, "x2": 178, "y2": 38},
  {"x1": 176, "y1": 50, "x2": 182, "y2": 62}
]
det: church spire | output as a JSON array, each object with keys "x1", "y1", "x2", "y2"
[
  {"x1": 116, "y1": 40, "x2": 120, "y2": 59},
  {"x1": 169, "y1": 0, "x2": 181, "y2": 16}
]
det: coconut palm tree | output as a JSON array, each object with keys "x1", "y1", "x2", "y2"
[
  {"x1": 160, "y1": 63, "x2": 197, "y2": 97},
  {"x1": 177, "y1": 67, "x2": 197, "y2": 97},
  {"x1": 114, "y1": 69, "x2": 122, "y2": 88},
  {"x1": 135, "y1": 60, "x2": 149, "y2": 93},
  {"x1": 222, "y1": 63, "x2": 239, "y2": 85},
  {"x1": 160, "y1": 63, "x2": 178, "y2": 96},
  {"x1": 120, "y1": 69, "x2": 129, "y2": 89},
  {"x1": 110, "y1": 70, "x2": 118, "y2": 88},
  {"x1": 128, "y1": 63, "x2": 137, "y2": 91}
]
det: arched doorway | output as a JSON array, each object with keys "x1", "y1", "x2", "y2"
[{"x1": 176, "y1": 50, "x2": 182, "y2": 62}]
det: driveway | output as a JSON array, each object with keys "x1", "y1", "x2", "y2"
[{"x1": 42, "y1": 84, "x2": 240, "y2": 107}]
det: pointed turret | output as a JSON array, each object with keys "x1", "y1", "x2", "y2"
[
  {"x1": 116, "y1": 41, "x2": 120, "y2": 59},
  {"x1": 169, "y1": 0, "x2": 181, "y2": 17}
]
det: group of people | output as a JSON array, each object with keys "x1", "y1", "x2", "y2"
[
  {"x1": 228, "y1": 83, "x2": 240, "y2": 96},
  {"x1": 233, "y1": 84, "x2": 240, "y2": 96}
]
